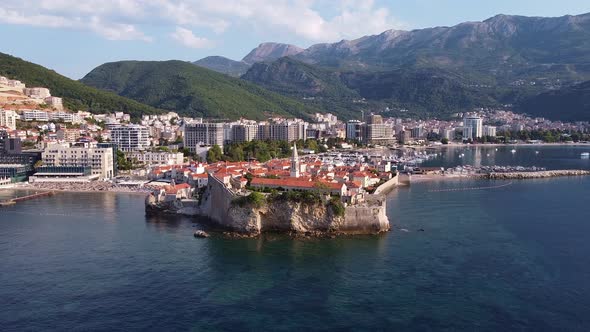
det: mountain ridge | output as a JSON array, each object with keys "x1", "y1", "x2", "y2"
[
  {"x1": 80, "y1": 60, "x2": 319, "y2": 120},
  {"x1": 193, "y1": 56, "x2": 250, "y2": 77}
]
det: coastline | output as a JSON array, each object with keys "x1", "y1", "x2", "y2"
[{"x1": 1, "y1": 185, "x2": 150, "y2": 196}]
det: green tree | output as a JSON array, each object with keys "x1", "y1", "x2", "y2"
[{"x1": 207, "y1": 144, "x2": 223, "y2": 163}]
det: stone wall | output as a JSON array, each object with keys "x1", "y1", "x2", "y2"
[
  {"x1": 342, "y1": 195, "x2": 389, "y2": 234},
  {"x1": 373, "y1": 174, "x2": 399, "y2": 195}
]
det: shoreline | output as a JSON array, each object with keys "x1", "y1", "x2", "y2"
[{"x1": 1, "y1": 185, "x2": 150, "y2": 196}]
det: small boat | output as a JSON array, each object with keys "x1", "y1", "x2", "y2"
[
  {"x1": 582, "y1": 152, "x2": 590, "y2": 159},
  {"x1": 535, "y1": 151, "x2": 539, "y2": 154},
  {"x1": 511, "y1": 149, "x2": 516, "y2": 153},
  {"x1": 194, "y1": 230, "x2": 210, "y2": 238}
]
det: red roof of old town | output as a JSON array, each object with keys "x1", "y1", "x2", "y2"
[{"x1": 250, "y1": 177, "x2": 343, "y2": 190}]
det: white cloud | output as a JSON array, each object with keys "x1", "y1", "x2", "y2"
[
  {"x1": 0, "y1": 0, "x2": 403, "y2": 46},
  {"x1": 171, "y1": 27, "x2": 213, "y2": 48}
]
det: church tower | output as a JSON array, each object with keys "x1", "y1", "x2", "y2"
[{"x1": 290, "y1": 142, "x2": 300, "y2": 178}]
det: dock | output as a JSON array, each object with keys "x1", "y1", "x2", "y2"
[{"x1": 0, "y1": 191, "x2": 55, "y2": 207}]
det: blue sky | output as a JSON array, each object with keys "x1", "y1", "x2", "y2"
[{"x1": 1, "y1": 0, "x2": 589, "y2": 79}]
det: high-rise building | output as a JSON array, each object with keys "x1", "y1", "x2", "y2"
[
  {"x1": 184, "y1": 123, "x2": 225, "y2": 153},
  {"x1": 367, "y1": 114, "x2": 383, "y2": 125},
  {"x1": 410, "y1": 127, "x2": 424, "y2": 139},
  {"x1": 263, "y1": 122, "x2": 307, "y2": 142},
  {"x1": 463, "y1": 116, "x2": 483, "y2": 139},
  {"x1": 365, "y1": 123, "x2": 394, "y2": 144},
  {"x1": 232, "y1": 124, "x2": 261, "y2": 143},
  {"x1": 462, "y1": 126, "x2": 474, "y2": 141},
  {"x1": 346, "y1": 120, "x2": 364, "y2": 141},
  {"x1": 111, "y1": 125, "x2": 150, "y2": 152}
]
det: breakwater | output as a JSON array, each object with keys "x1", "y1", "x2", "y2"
[
  {"x1": 480, "y1": 169, "x2": 590, "y2": 180},
  {"x1": 429, "y1": 182, "x2": 513, "y2": 193},
  {"x1": 0, "y1": 191, "x2": 54, "y2": 207}
]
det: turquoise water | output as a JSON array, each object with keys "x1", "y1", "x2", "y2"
[{"x1": 1, "y1": 145, "x2": 589, "y2": 331}]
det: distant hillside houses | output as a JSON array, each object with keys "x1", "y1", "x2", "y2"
[{"x1": 0, "y1": 76, "x2": 63, "y2": 110}]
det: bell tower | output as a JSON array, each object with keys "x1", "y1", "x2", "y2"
[{"x1": 290, "y1": 142, "x2": 300, "y2": 178}]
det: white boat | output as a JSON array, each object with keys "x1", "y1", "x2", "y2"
[
  {"x1": 535, "y1": 151, "x2": 539, "y2": 154},
  {"x1": 511, "y1": 149, "x2": 516, "y2": 153},
  {"x1": 582, "y1": 152, "x2": 590, "y2": 159}
]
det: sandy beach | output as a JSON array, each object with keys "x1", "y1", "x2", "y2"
[{"x1": 3, "y1": 182, "x2": 152, "y2": 195}]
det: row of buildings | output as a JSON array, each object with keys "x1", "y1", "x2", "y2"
[{"x1": 183, "y1": 118, "x2": 309, "y2": 153}]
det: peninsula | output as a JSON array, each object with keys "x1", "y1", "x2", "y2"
[{"x1": 146, "y1": 143, "x2": 396, "y2": 236}]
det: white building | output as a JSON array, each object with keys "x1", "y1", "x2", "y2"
[
  {"x1": 48, "y1": 111, "x2": 82, "y2": 124},
  {"x1": 22, "y1": 110, "x2": 49, "y2": 122},
  {"x1": 463, "y1": 116, "x2": 483, "y2": 139},
  {"x1": 483, "y1": 125, "x2": 497, "y2": 137},
  {"x1": 24, "y1": 87, "x2": 51, "y2": 99},
  {"x1": 442, "y1": 128, "x2": 455, "y2": 140},
  {"x1": 111, "y1": 125, "x2": 150, "y2": 152},
  {"x1": 125, "y1": 151, "x2": 184, "y2": 166},
  {"x1": 41, "y1": 146, "x2": 115, "y2": 179},
  {"x1": 0, "y1": 109, "x2": 17, "y2": 130}
]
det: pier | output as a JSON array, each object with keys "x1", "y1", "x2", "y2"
[{"x1": 0, "y1": 191, "x2": 55, "y2": 207}]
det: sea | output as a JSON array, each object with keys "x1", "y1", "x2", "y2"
[{"x1": 1, "y1": 145, "x2": 590, "y2": 331}]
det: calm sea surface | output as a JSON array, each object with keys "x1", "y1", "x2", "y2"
[{"x1": 1, "y1": 145, "x2": 590, "y2": 331}]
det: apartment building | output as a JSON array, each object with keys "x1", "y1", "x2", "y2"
[
  {"x1": 184, "y1": 123, "x2": 224, "y2": 152},
  {"x1": 111, "y1": 125, "x2": 150, "y2": 152},
  {"x1": 125, "y1": 151, "x2": 184, "y2": 166},
  {"x1": 0, "y1": 109, "x2": 17, "y2": 130}
]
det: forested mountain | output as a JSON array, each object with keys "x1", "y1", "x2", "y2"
[
  {"x1": 517, "y1": 80, "x2": 590, "y2": 121},
  {"x1": 80, "y1": 60, "x2": 319, "y2": 120},
  {"x1": 193, "y1": 56, "x2": 251, "y2": 77},
  {"x1": 0, "y1": 52, "x2": 161, "y2": 118}
]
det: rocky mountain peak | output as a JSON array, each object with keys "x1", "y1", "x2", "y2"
[{"x1": 242, "y1": 42, "x2": 304, "y2": 64}]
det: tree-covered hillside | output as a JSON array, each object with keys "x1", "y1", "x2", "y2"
[
  {"x1": 0, "y1": 52, "x2": 161, "y2": 118},
  {"x1": 517, "y1": 81, "x2": 590, "y2": 121},
  {"x1": 80, "y1": 60, "x2": 319, "y2": 120}
]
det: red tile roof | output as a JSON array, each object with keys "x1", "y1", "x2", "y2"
[{"x1": 251, "y1": 177, "x2": 343, "y2": 191}]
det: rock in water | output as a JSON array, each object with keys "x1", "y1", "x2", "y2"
[{"x1": 194, "y1": 230, "x2": 210, "y2": 238}]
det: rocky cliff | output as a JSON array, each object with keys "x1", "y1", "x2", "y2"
[{"x1": 146, "y1": 174, "x2": 390, "y2": 236}]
